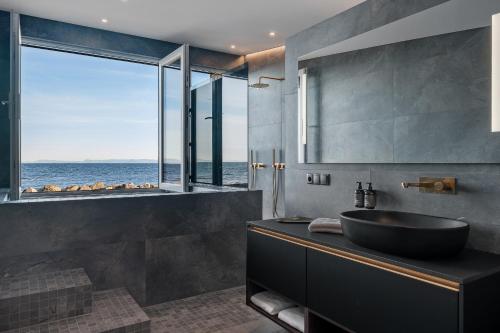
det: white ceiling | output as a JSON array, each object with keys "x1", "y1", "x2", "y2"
[{"x1": 0, "y1": 0, "x2": 365, "y2": 55}]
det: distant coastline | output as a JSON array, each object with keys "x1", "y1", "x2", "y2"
[
  {"x1": 25, "y1": 159, "x2": 161, "y2": 164},
  {"x1": 21, "y1": 162, "x2": 248, "y2": 190},
  {"x1": 24, "y1": 158, "x2": 246, "y2": 164}
]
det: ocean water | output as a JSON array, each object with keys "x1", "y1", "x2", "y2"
[{"x1": 21, "y1": 162, "x2": 248, "y2": 190}]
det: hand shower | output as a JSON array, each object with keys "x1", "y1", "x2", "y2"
[
  {"x1": 272, "y1": 148, "x2": 285, "y2": 218},
  {"x1": 249, "y1": 150, "x2": 265, "y2": 190}
]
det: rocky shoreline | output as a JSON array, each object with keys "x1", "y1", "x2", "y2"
[{"x1": 23, "y1": 182, "x2": 158, "y2": 193}]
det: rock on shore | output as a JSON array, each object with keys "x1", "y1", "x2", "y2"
[
  {"x1": 42, "y1": 184, "x2": 61, "y2": 192},
  {"x1": 23, "y1": 182, "x2": 158, "y2": 193}
]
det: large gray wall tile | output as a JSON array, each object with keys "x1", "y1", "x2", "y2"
[
  {"x1": 145, "y1": 227, "x2": 246, "y2": 305},
  {"x1": 247, "y1": 47, "x2": 286, "y2": 218}
]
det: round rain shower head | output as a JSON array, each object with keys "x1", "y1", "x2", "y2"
[{"x1": 249, "y1": 82, "x2": 270, "y2": 89}]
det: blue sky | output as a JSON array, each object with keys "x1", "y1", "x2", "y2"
[{"x1": 21, "y1": 46, "x2": 247, "y2": 163}]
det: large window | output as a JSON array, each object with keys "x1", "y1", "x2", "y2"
[
  {"x1": 19, "y1": 45, "x2": 248, "y2": 195},
  {"x1": 21, "y1": 46, "x2": 158, "y2": 193}
]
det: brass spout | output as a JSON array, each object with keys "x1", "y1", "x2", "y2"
[
  {"x1": 401, "y1": 182, "x2": 434, "y2": 189},
  {"x1": 401, "y1": 177, "x2": 456, "y2": 194}
]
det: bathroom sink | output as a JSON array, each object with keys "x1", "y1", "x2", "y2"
[{"x1": 339, "y1": 210, "x2": 470, "y2": 259}]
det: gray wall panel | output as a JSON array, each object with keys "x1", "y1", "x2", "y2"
[{"x1": 247, "y1": 47, "x2": 285, "y2": 219}]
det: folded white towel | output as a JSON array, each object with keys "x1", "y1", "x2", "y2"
[
  {"x1": 308, "y1": 218, "x2": 343, "y2": 234},
  {"x1": 250, "y1": 291, "x2": 295, "y2": 315},
  {"x1": 278, "y1": 307, "x2": 305, "y2": 332}
]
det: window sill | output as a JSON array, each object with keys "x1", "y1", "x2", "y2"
[{"x1": 3, "y1": 185, "x2": 249, "y2": 204}]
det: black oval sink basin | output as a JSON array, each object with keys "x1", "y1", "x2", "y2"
[{"x1": 340, "y1": 210, "x2": 470, "y2": 259}]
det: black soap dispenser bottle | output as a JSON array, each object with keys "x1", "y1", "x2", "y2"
[
  {"x1": 355, "y1": 181, "x2": 364, "y2": 208},
  {"x1": 364, "y1": 183, "x2": 376, "y2": 209}
]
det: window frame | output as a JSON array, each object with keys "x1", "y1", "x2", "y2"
[{"x1": 14, "y1": 41, "x2": 249, "y2": 200}]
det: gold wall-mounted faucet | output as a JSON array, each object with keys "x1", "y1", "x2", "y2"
[{"x1": 401, "y1": 177, "x2": 456, "y2": 194}]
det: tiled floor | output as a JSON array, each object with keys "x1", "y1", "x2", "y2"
[{"x1": 144, "y1": 287, "x2": 287, "y2": 333}]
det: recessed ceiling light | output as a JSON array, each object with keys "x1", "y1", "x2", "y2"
[
  {"x1": 101, "y1": 18, "x2": 108, "y2": 23},
  {"x1": 269, "y1": 31, "x2": 276, "y2": 37},
  {"x1": 230, "y1": 45, "x2": 236, "y2": 49}
]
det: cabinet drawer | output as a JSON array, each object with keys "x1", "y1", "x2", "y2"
[
  {"x1": 247, "y1": 229, "x2": 306, "y2": 304},
  {"x1": 307, "y1": 249, "x2": 458, "y2": 333}
]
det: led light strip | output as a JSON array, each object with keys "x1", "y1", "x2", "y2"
[
  {"x1": 493, "y1": 13, "x2": 500, "y2": 132},
  {"x1": 249, "y1": 226, "x2": 460, "y2": 292}
]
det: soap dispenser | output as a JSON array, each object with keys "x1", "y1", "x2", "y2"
[
  {"x1": 364, "y1": 183, "x2": 377, "y2": 209},
  {"x1": 355, "y1": 181, "x2": 364, "y2": 208}
]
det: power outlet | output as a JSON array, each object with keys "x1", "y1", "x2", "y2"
[{"x1": 306, "y1": 173, "x2": 313, "y2": 184}]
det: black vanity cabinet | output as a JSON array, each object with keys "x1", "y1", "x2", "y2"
[
  {"x1": 246, "y1": 220, "x2": 500, "y2": 333},
  {"x1": 307, "y1": 249, "x2": 457, "y2": 333},
  {"x1": 247, "y1": 228, "x2": 306, "y2": 305}
]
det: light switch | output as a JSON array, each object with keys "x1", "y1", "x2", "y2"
[
  {"x1": 313, "y1": 173, "x2": 320, "y2": 185},
  {"x1": 320, "y1": 174, "x2": 330, "y2": 185}
]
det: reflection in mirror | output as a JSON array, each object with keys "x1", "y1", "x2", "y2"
[{"x1": 297, "y1": 0, "x2": 500, "y2": 164}]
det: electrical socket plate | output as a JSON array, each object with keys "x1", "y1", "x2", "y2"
[{"x1": 306, "y1": 173, "x2": 313, "y2": 184}]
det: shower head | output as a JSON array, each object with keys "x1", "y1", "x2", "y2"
[
  {"x1": 249, "y1": 82, "x2": 270, "y2": 89},
  {"x1": 249, "y1": 76, "x2": 284, "y2": 89}
]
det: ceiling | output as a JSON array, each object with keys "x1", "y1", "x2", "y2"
[{"x1": 0, "y1": 0, "x2": 365, "y2": 55}]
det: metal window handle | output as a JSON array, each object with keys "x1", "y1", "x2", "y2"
[{"x1": 1, "y1": 100, "x2": 8, "y2": 106}]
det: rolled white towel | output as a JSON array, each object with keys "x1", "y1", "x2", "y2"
[
  {"x1": 308, "y1": 217, "x2": 343, "y2": 234},
  {"x1": 250, "y1": 291, "x2": 295, "y2": 315},
  {"x1": 278, "y1": 307, "x2": 305, "y2": 332}
]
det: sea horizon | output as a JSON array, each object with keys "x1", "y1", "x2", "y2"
[{"x1": 21, "y1": 162, "x2": 248, "y2": 190}]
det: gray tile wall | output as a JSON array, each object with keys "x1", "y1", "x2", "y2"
[
  {"x1": 247, "y1": 47, "x2": 286, "y2": 219},
  {"x1": 0, "y1": 191, "x2": 262, "y2": 305},
  {"x1": 282, "y1": 0, "x2": 500, "y2": 254}
]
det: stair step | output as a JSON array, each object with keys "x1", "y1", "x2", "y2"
[
  {"x1": 3, "y1": 288, "x2": 150, "y2": 333},
  {"x1": 0, "y1": 269, "x2": 92, "y2": 331}
]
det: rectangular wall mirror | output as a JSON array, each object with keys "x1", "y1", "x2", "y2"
[{"x1": 298, "y1": 0, "x2": 500, "y2": 164}]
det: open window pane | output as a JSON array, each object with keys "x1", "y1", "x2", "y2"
[
  {"x1": 161, "y1": 66, "x2": 182, "y2": 185},
  {"x1": 193, "y1": 81, "x2": 213, "y2": 184},
  {"x1": 20, "y1": 46, "x2": 158, "y2": 194},
  {"x1": 222, "y1": 77, "x2": 248, "y2": 187},
  {"x1": 158, "y1": 45, "x2": 189, "y2": 192}
]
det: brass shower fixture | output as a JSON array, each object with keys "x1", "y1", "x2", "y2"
[{"x1": 249, "y1": 76, "x2": 284, "y2": 88}]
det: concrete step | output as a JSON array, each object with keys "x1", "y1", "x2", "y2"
[
  {"x1": 0, "y1": 269, "x2": 92, "y2": 331},
  {"x1": 4, "y1": 288, "x2": 150, "y2": 333}
]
